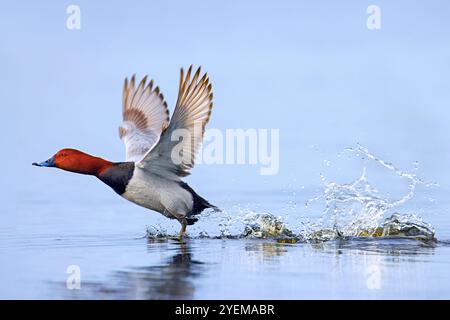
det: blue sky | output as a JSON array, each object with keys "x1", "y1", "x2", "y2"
[{"x1": 1, "y1": 0, "x2": 450, "y2": 202}]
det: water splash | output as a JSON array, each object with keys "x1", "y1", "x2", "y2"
[
  {"x1": 241, "y1": 213, "x2": 295, "y2": 239},
  {"x1": 302, "y1": 144, "x2": 437, "y2": 241},
  {"x1": 147, "y1": 144, "x2": 437, "y2": 243},
  {"x1": 146, "y1": 211, "x2": 435, "y2": 243},
  {"x1": 381, "y1": 213, "x2": 435, "y2": 239},
  {"x1": 146, "y1": 209, "x2": 293, "y2": 240}
]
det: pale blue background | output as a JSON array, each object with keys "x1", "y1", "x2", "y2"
[
  {"x1": 2, "y1": 1, "x2": 450, "y2": 195},
  {"x1": 1, "y1": 0, "x2": 450, "y2": 299},
  {"x1": 0, "y1": 1, "x2": 450, "y2": 192}
]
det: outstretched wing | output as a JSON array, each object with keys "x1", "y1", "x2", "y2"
[
  {"x1": 136, "y1": 66, "x2": 213, "y2": 179},
  {"x1": 119, "y1": 75, "x2": 169, "y2": 162}
]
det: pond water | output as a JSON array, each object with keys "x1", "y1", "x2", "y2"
[{"x1": 2, "y1": 145, "x2": 450, "y2": 299}]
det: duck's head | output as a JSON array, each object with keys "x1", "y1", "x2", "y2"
[{"x1": 33, "y1": 148, "x2": 112, "y2": 176}]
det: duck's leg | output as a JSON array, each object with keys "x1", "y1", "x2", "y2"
[
  {"x1": 178, "y1": 220, "x2": 187, "y2": 239},
  {"x1": 168, "y1": 219, "x2": 187, "y2": 241}
]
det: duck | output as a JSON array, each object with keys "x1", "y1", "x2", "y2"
[{"x1": 33, "y1": 66, "x2": 218, "y2": 239}]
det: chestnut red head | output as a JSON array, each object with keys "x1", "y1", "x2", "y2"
[{"x1": 33, "y1": 148, "x2": 112, "y2": 176}]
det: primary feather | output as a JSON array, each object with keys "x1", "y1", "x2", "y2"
[
  {"x1": 119, "y1": 74, "x2": 169, "y2": 162},
  {"x1": 136, "y1": 65, "x2": 213, "y2": 179}
]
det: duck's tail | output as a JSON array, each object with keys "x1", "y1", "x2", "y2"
[{"x1": 179, "y1": 181, "x2": 220, "y2": 225}]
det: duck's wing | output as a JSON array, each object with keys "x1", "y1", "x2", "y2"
[
  {"x1": 136, "y1": 66, "x2": 213, "y2": 180},
  {"x1": 119, "y1": 75, "x2": 170, "y2": 162}
]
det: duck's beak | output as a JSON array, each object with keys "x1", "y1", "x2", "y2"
[{"x1": 32, "y1": 156, "x2": 55, "y2": 167}]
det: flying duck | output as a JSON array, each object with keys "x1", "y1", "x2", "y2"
[{"x1": 33, "y1": 66, "x2": 217, "y2": 239}]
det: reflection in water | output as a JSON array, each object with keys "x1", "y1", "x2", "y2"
[
  {"x1": 62, "y1": 241, "x2": 204, "y2": 299},
  {"x1": 55, "y1": 237, "x2": 443, "y2": 299},
  {"x1": 310, "y1": 237, "x2": 436, "y2": 257},
  {"x1": 245, "y1": 242, "x2": 289, "y2": 259},
  {"x1": 318, "y1": 238, "x2": 437, "y2": 291}
]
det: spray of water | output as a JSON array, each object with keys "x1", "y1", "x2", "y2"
[
  {"x1": 147, "y1": 144, "x2": 436, "y2": 242},
  {"x1": 301, "y1": 144, "x2": 436, "y2": 241}
]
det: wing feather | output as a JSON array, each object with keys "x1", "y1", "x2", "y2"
[
  {"x1": 119, "y1": 75, "x2": 169, "y2": 162},
  {"x1": 137, "y1": 66, "x2": 213, "y2": 179}
]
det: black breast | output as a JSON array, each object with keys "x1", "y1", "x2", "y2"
[{"x1": 97, "y1": 162, "x2": 135, "y2": 195}]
